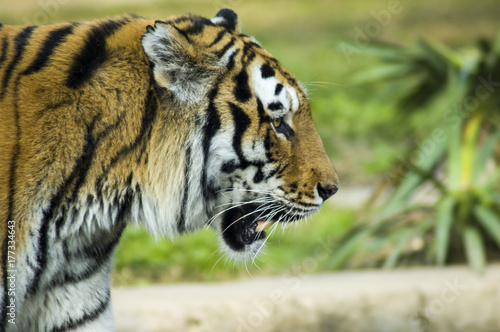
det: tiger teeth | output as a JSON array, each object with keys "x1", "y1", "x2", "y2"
[{"x1": 255, "y1": 220, "x2": 275, "y2": 233}]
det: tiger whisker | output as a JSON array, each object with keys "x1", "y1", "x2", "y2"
[
  {"x1": 210, "y1": 254, "x2": 226, "y2": 273},
  {"x1": 205, "y1": 197, "x2": 274, "y2": 228},
  {"x1": 221, "y1": 202, "x2": 279, "y2": 234},
  {"x1": 252, "y1": 218, "x2": 281, "y2": 263}
]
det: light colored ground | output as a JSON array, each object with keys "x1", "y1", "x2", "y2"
[{"x1": 112, "y1": 264, "x2": 500, "y2": 332}]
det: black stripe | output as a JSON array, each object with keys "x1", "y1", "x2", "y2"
[
  {"x1": 69, "y1": 119, "x2": 99, "y2": 201},
  {"x1": 67, "y1": 110, "x2": 132, "y2": 219},
  {"x1": 118, "y1": 173, "x2": 135, "y2": 221},
  {"x1": 221, "y1": 160, "x2": 238, "y2": 173},
  {"x1": 27, "y1": 119, "x2": 99, "y2": 296},
  {"x1": 54, "y1": 110, "x2": 125, "y2": 238},
  {"x1": 103, "y1": 88, "x2": 157, "y2": 175},
  {"x1": 172, "y1": 25, "x2": 190, "y2": 42},
  {"x1": 248, "y1": 41, "x2": 262, "y2": 49},
  {"x1": 268, "y1": 102, "x2": 283, "y2": 111},
  {"x1": 242, "y1": 42, "x2": 256, "y2": 63},
  {"x1": 0, "y1": 37, "x2": 8, "y2": 67},
  {"x1": 94, "y1": 85, "x2": 158, "y2": 193},
  {"x1": 221, "y1": 103, "x2": 268, "y2": 179},
  {"x1": 22, "y1": 24, "x2": 75, "y2": 75},
  {"x1": 266, "y1": 163, "x2": 288, "y2": 181},
  {"x1": 36, "y1": 100, "x2": 73, "y2": 120},
  {"x1": 0, "y1": 26, "x2": 35, "y2": 100},
  {"x1": 275, "y1": 83, "x2": 283, "y2": 95},
  {"x1": 55, "y1": 110, "x2": 123, "y2": 239},
  {"x1": 178, "y1": 147, "x2": 191, "y2": 233},
  {"x1": 264, "y1": 128, "x2": 273, "y2": 162},
  {"x1": 226, "y1": 49, "x2": 239, "y2": 71},
  {"x1": 229, "y1": 102, "x2": 251, "y2": 165},
  {"x1": 209, "y1": 29, "x2": 226, "y2": 47},
  {"x1": 67, "y1": 19, "x2": 128, "y2": 88},
  {"x1": 53, "y1": 102, "x2": 132, "y2": 236},
  {"x1": 234, "y1": 69, "x2": 252, "y2": 102},
  {"x1": 253, "y1": 168, "x2": 264, "y2": 183},
  {"x1": 173, "y1": 17, "x2": 193, "y2": 24},
  {"x1": 48, "y1": 221, "x2": 127, "y2": 291},
  {"x1": 201, "y1": 88, "x2": 221, "y2": 203},
  {"x1": 54, "y1": 209, "x2": 66, "y2": 240},
  {"x1": 47, "y1": 258, "x2": 105, "y2": 291},
  {"x1": 182, "y1": 18, "x2": 212, "y2": 35},
  {"x1": 215, "y1": 37, "x2": 235, "y2": 59},
  {"x1": 27, "y1": 210, "x2": 51, "y2": 296},
  {"x1": 260, "y1": 64, "x2": 275, "y2": 78},
  {"x1": 28, "y1": 197, "x2": 66, "y2": 295},
  {"x1": 246, "y1": 51, "x2": 256, "y2": 64},
  {"x1": 52, "y1": 291, "x2": 111, "y2": 332}
]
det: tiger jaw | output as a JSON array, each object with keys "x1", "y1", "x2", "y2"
[
  {"x1": 219, "y1": 203, "x2": 271, "y2": 253},
  {"x1": 216, "y1": 201, "x2": 318, "y2": 259}
]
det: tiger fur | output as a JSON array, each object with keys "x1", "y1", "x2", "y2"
[{"x1": 0, "y1": 9, "x2": 339, "y2": 331}]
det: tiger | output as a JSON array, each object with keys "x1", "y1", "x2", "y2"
[{"x1": 0, "y1": 8, "x2": 339, "y2": 331}]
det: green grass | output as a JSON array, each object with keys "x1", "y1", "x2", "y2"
[{"x1": 112, "y1": 205, "x2": 355, "y2": 285}]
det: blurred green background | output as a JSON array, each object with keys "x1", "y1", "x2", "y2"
[{"x1": 3, "y1": 0, "x2": 499, "y2": 284}]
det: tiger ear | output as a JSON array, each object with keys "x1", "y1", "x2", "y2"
[
  {"x1": 211, "y1": 8, "x2": 239, "y2": 33},
  {"x1": 141, "y1": 22, "x2": 221, "y2": 104}
]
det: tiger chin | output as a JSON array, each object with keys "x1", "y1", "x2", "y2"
[{"x1": 0, "y1": 8, "x2": 338, "y2": 331}]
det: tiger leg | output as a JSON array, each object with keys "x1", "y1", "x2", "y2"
[
  {"x1": 12, "y1": 217, "x2": 125, "y2": 331},
  {"x1": 17, "y1": 255, "x2": 115, "y2": 331}
]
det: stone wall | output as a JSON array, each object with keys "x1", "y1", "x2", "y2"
[{"x1": 112, "y1": 265, "x2": 500, "y2": 332}]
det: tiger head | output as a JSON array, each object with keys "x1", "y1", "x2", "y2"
[{"x1": 141, "y1": 9, "x2": 339, "y2": 260}]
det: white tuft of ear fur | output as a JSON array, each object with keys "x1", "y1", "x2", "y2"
[{"x1": 141, "y1": 22, "x2": 214, "y2": 104}]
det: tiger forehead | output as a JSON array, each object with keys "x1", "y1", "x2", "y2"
[
  {"x1": 157, "y1": 14, "x2": 304, "y2": 114},
  {"x1": 250, "y1": 61, "x2": 301, "y2": 116}
]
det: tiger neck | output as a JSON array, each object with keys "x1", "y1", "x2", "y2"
[{"x1": 137, "y1": 93, "x2": 209, "y2": 237}]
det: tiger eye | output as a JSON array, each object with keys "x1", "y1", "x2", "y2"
[{"x1": 273, "y1": 118, "x2": 282, "y2": 128}]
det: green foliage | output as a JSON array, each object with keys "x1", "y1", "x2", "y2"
[{"x1": 329, "y1": 37, "x2": 500, "y2": 273}]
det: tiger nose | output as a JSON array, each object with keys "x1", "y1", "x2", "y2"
[{"x1": 316, "y1": 182, "x2": 339, "y2": 201}]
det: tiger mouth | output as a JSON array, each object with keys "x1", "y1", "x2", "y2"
[{"x1": 221, "y1": 204, "x2": 278, "y2": 251}]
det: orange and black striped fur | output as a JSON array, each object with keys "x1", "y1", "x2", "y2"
[{"x1": 0, "y1": 9, "x2": 338, "y2": 331}]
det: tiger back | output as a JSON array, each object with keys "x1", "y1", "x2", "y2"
[{"x1": 0, "y1": 9, "x2": 338, "y2": 331}]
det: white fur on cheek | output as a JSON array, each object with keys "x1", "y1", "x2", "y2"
[{"x1": 286, "y1": 85, "x2": 299, "y2": 111}]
